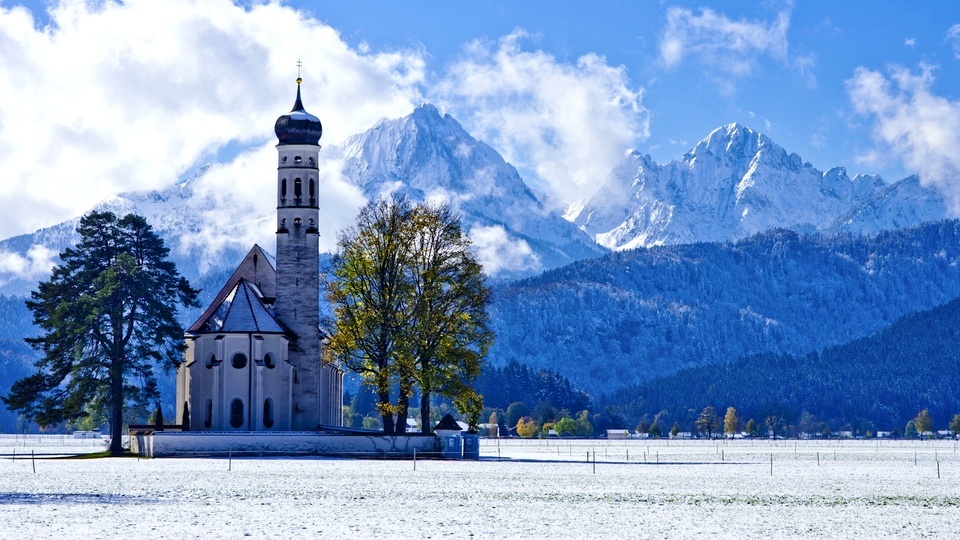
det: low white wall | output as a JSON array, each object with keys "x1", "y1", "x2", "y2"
[{"x1": 134, "y1": 432, "x2": 440, "y2": 458}]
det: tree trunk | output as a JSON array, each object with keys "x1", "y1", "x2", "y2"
[
  {"x1": 109, "y1": 356, "x2": 125, "y2": 456},
  {"x1": 379, "y1": 389, "x2": 395, "y2": 434},
  {"x1": 395, "y1": 399, "x2": 408, "y2": 434},
  {"x1": 395, "y1": 380, "x2": 411, "y2": 434},
  {"x1": 420, "y1": 391, "x2": 431, "y2": 434}
]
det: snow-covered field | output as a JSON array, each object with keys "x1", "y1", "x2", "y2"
[{"x1": 1, "y1": 435, "x2": 959, "y2": 539}]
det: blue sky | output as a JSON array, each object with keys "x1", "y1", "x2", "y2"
[
  {"x1": 1, "y1": 0, "x2": 959, "y2": 248},
  {"x1": 313, "y1": 0, "x2": 960, "y2": 182}
]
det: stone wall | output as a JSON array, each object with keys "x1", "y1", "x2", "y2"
[{"x1": 132, "y1": 431, "x2": 440, "y2": 458}]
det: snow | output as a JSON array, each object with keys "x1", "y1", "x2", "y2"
[
  {"x1": 2, "y1": 436, "x2": 960, "y2": 538},
  {"x1": 576, "y1": 124, "x2": 946, "y2": 251}
]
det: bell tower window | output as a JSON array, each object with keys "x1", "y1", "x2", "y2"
[
  {"x1": 294, "y1": 156, "x2": 302, "y2": 164},
  {"x1": 309, "y1": 179, "x2": 315, "y2": 205},
  {"x1": 281, "y1": 179, "x2": 287, "y2": 198}
]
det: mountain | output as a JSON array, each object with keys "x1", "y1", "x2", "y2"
[
  {"x1": 336, "y1": 104, "x2": 606, "y2": 277},
  {"x1": 607, "y1": 294, "x2": 960, "y2": 433},
  {"x1": 0, "y1": 104, "x2": 604, "y2": 298},
  {"x1": 570, "y1": 124, "x2": 947, "y2": 250},
  {"x1": 486, "y1": 220, "x2": 960, "y2": 394}
]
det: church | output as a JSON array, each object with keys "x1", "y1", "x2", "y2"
[{"x1": 175, "y1": 77, "x2": 343, "y2": 432}]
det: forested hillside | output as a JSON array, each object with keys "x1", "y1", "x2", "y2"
[
  {"x1": 488, "y1": 220, "x2": 960, "y2": 393},
  {"x1": 607, "y1": 295, "x2": 960, "y2": 433}
]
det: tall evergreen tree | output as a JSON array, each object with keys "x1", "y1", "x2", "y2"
[{"x1": 3, "y1": 212, "x2": 198, "y2": 455}]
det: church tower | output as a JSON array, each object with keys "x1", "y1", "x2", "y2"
[
  {"x1": 273, "y1": 77, "x2": 330, "y2": 429},
  {"x1": 176, "y1": 77, "x2": 341, "y2": 433}
]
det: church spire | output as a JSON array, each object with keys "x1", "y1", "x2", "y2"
[{"x1": 274, "y1": 63, "x2": 322, "y2": 146}]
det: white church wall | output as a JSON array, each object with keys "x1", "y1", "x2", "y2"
[
  {"x1": 136, "y1": 432, "x2": 440, "y2": 458},
  {"x1": 181, "y1": 333, "x2": 292, "y2": 432}
]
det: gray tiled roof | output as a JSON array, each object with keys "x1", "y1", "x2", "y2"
[{"x1": 198, "y1": 279, "x2": 285, "y2": 334}]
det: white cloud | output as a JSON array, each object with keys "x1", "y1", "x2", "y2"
[
  {"x1": 847, "y1": 64, "x2": 960, "y2": 214},
  {"x1": 0, "y1": 0, "x2": 423, "y2": 240},
  {"x1": 176, "y1": 144, "x2": 366, "y2": 270},
  {"x1": 431, "y1": 30, "x2": 648, "y2": 208},
  {"x1": 0, "y1": 244, "x2": 58, "y2": 279},
  {"x1": 468, "y1": 225, "x2": 540, "y2": 275},
  {"x1": 948, "y1": 24, "x2": 960, "y2": 58},
  {"x1": 659, "y1": 5, "x2": 812, "y2": 86},
  {"x1": 904, "y1": 37, "x2": 916, "y2": 47}
]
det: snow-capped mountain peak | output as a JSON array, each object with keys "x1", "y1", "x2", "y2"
[
  {"x1": 574, "y1": 124, "x2": 946, "y2": 250},
  {"x1": 337, "y1": 103, "x2": 606, "y2": 277}
]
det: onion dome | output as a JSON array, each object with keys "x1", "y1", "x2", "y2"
[{"x1": 274, "y1": 78, "x2": 323, "y2": 145}]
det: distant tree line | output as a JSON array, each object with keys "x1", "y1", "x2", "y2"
[{"x1": 604, "y1": 293, "x2": 960, "y2": 437}]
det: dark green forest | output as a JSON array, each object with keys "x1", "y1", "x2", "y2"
[
  {"x1": 489, "y1": 221, "x2": 960, "y2": 393},
  {"x1": 607, "y1": 295, "x2": 960, "y2": 434}
]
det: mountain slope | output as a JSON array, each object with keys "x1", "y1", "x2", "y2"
[
  {"x1": 571, "y1": 124, "x2": 945, "y2": 250},
  {"x1": 0, "y1": 104, "x2": 604, "y2": 297},
  {"x1": 336, "y1": 104, "x2": 606, "y2": 277},
  {"x1": 487, "y1": 220, "x2": 960, "y2": 394},
  {"x1": 608, "y1": 294, "x2": 960, "y2": 432}
]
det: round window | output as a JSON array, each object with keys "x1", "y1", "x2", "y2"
[
  {"x1": 232, "y1": 353, "x2": 247, "y2": 369},
  {"x1": 264, "y1": 353, "x2": 276, "y2": 369}
]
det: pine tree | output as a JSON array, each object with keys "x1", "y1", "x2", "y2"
[{"x1": 3, "y1": 212, "x2": 198, "y2": 455}]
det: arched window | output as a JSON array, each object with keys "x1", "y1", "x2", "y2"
[
  {"x1": 204, "y1": 399, "x2": 213, "y2": 429},
  {"x1": 229, "y1": 398, "x2": 244, "y2": 428},
  {"x1": 264, "y1": 352, "x2": 276, "y2": 369},
  {"x1": 309, "y1": 179, "x2": 315, "y2": 199},
  {"x1": 281, "y1": 179, "x2": 287, "y2": 197},
  {"x1": 263, "y1": 398, "x2": 275, "y2": 429},
  {"x1": 205, "y1": 353, "x2": 216, "y2": 369},
  {"x1": 232, "y1": 352, "x2": 247, "y2": 369},
  {"x1": 294, "y1": 178, "x2": 302, "y2": 198},
  {"x1": 182, "y1": 401, "x2": 191, "y2": 431}
]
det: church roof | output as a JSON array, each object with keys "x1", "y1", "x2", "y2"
[
  {"x1": 434, "y1": 414, "x2": 463, "y2": 432},
  {"x1": 186, "y1": 244, "x2": 284, "y2": 335},
  {"x1": 196, "y1": 278, "x2": 285, "y2": 334},
  {"x1": 274, "y1": 80, "x2": 322, "y2": 146}
]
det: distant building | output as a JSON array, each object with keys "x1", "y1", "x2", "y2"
[{"x1": 175, "y1": 78, "x2": 343, "y2": 432}]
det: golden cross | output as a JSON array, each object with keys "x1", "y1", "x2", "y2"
[{"x1": 296, "y1": 59, "x2": 303, "y2": 78}]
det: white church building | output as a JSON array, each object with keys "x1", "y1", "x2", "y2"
[{"x1": 175, "y1": 78, "x2": 343, "y2": 432}]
